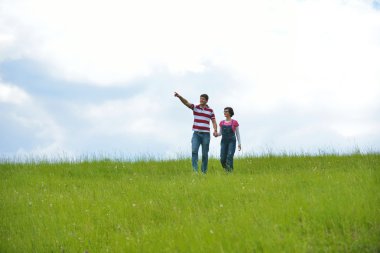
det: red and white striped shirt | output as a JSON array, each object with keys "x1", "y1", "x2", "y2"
[{"x1": 190, "y1": 104, "x2": 215, "y2": 132}]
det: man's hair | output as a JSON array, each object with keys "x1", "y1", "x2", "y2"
[
  {"x1": 224, "y1": 107, "x2": 234, "y2": 117},
  {"x1": 200, "y1": 94, "x2": 209, "y2": 101}
]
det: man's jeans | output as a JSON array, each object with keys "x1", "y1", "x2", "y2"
[{"x1": 191, "y1": 131, "x2": 210, "y2": 173}]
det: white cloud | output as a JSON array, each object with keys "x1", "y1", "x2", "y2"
[
  {"x1": 0, "y1": 3, "x2": 330, "y2": 75},
  {"x1": 77, "y1": 96, "x2": 161, "y2": 136},
  {"x1": 10, "y1": 112, "x2": 65, "y2": 155},
  {"x1": 1, "y1": 0, "x2": 379, "y2": 94},
  {"x1": 0, "y1": 80, "x2": 66, "y2": 155},
  {"x1": 0, "y1": 81, "x2": 30, "y2": 104}
]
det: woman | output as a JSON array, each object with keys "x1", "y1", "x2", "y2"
[{"x1": 215, "y1": 107, "x2": 241, "y2": 172}]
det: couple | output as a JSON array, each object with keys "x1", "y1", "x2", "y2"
[{"x1": 174, "y1": 92, "x2": 241, "y2": 173}]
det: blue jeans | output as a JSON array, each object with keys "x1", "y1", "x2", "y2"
[
  {"x1": 191, "y1": 132, "x2": 210, "y2": 173},
  {"x1": 220, "y1": 137, "x2": 236, "y2": 172}
]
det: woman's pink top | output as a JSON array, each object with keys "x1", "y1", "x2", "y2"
[{"x1": 219, "y1": 119, "x2": 239, "y2": 132}]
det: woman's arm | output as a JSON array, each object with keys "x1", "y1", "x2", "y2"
[{"x1": 235, "y1": 126, "x2": 241, "y2": 150}]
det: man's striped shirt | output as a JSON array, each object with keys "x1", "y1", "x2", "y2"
[{"x1": 190, "y1": 104, "x2": 215, "y2": 132}]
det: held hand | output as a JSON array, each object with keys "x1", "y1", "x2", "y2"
[
  {"x1": 238, "y1": 145, "x2": 241, "y2": 151},
  {"x1": 213, "y1": 130, "x2": 218, "y2": 137}
]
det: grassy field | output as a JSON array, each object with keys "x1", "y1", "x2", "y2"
[{"x1": 0, "y1": 154, "x2": 379, "y2": 252}]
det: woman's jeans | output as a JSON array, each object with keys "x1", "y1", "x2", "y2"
[
  {"x1": 220, "y1": 138, "x2": 236, "y2": 171},
  {"x1": 191, "y1": 131, "x2": 210, "y2": 173},
  {"x1": 220, "y1": 124, "x2": 236, "y2": 172}
]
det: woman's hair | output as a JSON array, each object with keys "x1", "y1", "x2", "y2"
[{"x1": 224, "y1": 107, "x2": 234, "y2": 117}]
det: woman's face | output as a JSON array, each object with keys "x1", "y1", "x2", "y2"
[{"x1": 224, "y1": 109, "x2": 230, "y2": 117}]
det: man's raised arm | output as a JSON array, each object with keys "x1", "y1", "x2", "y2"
[{"x1": 174, "y1": 92, "x2": 192, "y2": 109}]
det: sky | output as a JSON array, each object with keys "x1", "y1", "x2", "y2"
[{"x1": 1, "y1": 0, "x2": 380, "y2": 160}]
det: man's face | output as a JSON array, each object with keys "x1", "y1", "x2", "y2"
[{"x1": 200, "y1": 96, "x2": 207, "y2": 105}]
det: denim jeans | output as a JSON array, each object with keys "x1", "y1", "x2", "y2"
[
  {"x1": 220, "y1": 124, "x2": 236, "y2": 172},
  {"x1": 191, "y1": 131, "x2": 210, "y2": 173},
  {"x1": 220, "y1": 137, "x2": 236, "y2": 172}
]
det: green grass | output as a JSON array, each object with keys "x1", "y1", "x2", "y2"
[{"x1": 1, "y1": 154, "x2": 379, "y2": 252}]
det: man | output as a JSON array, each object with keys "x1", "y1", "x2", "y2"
[{"x1": 174, "y1": 92, "x2": 218, "y2": 173}]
